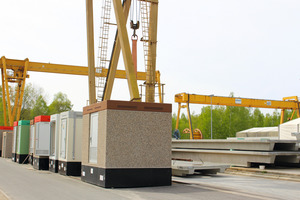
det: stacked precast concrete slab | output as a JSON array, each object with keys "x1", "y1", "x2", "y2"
[{"x1": 172, "y1": 139, "x2": 300, "y2": 167}]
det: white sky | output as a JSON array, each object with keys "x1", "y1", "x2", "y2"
[{"x1": 1, "y1": 0, "x2": 300, "y2": 115}]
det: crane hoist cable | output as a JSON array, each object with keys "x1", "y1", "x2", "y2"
[{"x1": 130, "y1": 0, "x2": 140, "y2": 77}]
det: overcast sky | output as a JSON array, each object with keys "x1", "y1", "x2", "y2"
[{"x1": 1, "y1": 0, "x2": 300, "y2": 115}]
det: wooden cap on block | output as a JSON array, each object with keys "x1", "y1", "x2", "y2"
[
  {"x1": 30, "y1": 120, "x2": 34, "y2": 125},
  {"x1": 83, "y1": 100, "x2": 172, "y2": 115},
  {"x1": 0, "y1": 126, "x2": 13, "y2": 130},
  {"x1": 34, "y1": 115, "x2": 50, "y2": 123}
]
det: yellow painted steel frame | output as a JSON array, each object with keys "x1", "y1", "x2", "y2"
[
  {"x1": 86, "y1": 0, "x2": 96, "y2": 104},
  {"x1": 175, "y1": 93, "x2": 300, "y2": 138},
  {"x1": 112, "y1": 0, "x2": 140, "y2": 101},
  {"x1": 0, "y1": 56, "x2": 162, "y2": 125},
  {"x1": 145, "y1": 0, "x2": 158, "y2": 103}
]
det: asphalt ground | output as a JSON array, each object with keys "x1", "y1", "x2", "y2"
[{"x1": 0, "y1": 158, "x2": 300, "y2": 200}]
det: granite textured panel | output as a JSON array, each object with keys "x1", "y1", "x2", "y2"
[
  {"x1": 82, "y1": 100, "x2": 172, "y2": 188},
  {"x1": 105, "y1": 109, "x2": 171, "y2": 168}
]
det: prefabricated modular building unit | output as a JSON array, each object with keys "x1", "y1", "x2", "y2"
[
  {"x1": 33, "y1": 115, "x2": 51, "y2": 170},
  {"x1": 58, "y1": 111, "x2": 82, "y2": 176},
  {"x1": 12, "y1": 121, "x2": 18, "y2": 162},
  {"x1": 16, "y1": 120, "x2": 30, "y2": 164},
  {"x1": 2, "y1": 131, "x2": 13, "y2": 158},
  {"x1": 49, "y1": 114, "x2": 60, "y2": 173},
  {"x1": 28, "y1": 120, "x2": 35, "y2": 165},
  {"x1": 81, "y1": 100, "x2": 172, "y2": 188},
  {"x1": 0, "y1": 126, "x2": 13, "y2": 157}
]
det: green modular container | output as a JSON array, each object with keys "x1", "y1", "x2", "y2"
[{"x1": 17, "y1": 120, "x2": 30, "y2": 155}]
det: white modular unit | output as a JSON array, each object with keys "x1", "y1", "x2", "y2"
[
  {"x1": 29, "y1": 123, "x2": 35, "y2": 155},
  {"x1": 58, "y1": 111, "x2": 82, "y2": 176},
  {"x1": 50, "y1": 114, "x2": 60, "y2": 160},
  {"x1": 49, "y1": 114, "x2": 60, "y2": 173},
  {"x1": 35, "y1": 121, "x2": 51, "y2": 156},
  {"x1": 12, "y1": 122, "x2": 18, "y2": 162}
]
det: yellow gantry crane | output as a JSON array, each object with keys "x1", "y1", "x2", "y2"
[
  {"x1": 175, "y1": 93, "x2": 300, "y2": 139},
  {"x1": 0, "y1": 57, "x2": 163, "y2": 126},
  {"x1": 85, "y1": 0, "x2": 159, "y2": 104}
]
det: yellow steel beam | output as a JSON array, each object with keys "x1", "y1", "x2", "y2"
[
  {"x1": 145, "y1": 1, "x2": 158, "y2": 103},
  {"x1": 1, "y1": 69, "x2": 7, "y2": 126},
  {"x1": 86, "y1": 0, "x2": 96, "y2": 105},
  {"x1": 112, "y1": 0, "x2": 140, "y2": 101},
  {"x1": 175, "y1": 93, "x2": 299, "y2": 110},
  {"x1": 16, "y1": 59, "x2": 29, "y2": 121},
  {"x1": 1, "y1": 57, "x2": 13, "y2": 126},
  {"x1": 0, "y1": 58, "x2": 156, "y2": 81},
  {"x1": 103, "y1": 0, "x2": 131, "y2": 101}
]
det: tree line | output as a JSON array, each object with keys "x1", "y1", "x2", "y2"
[
  {"x1": 0, "y1": 83, "x2": 73, "y2": 125},
  {"x1": 172, "y1": 105, "x2": 295, "y2": 139}
]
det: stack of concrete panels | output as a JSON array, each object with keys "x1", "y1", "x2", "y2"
[
  {"x1": 172, "y1": 139, "x2": 300, "y2": 167},
  {"x1": 81, "y1": 100, "x2": 172, "y2": 188},
  {"x1": 236, "y1": 127, "x2": 278, "y2": 138},
  {"x1": 0, "y1": 126, "x2": 13, "y2": 157}
]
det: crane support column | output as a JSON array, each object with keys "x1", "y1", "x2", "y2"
[
  {"x1": 103, "y1": 0, "x2": 132, "y2": 101},
  {"x1": 145, "y1": 1, "x2": 158, "y2": 103},
  {"x1": 86, "y1": 0, "x2": 96, "y2": 105},
  {"x1": 112, "y1": 0, "x2": 140, "y2": 101},
  {"x1": 1, "y1": 68, "x2": 7, "y2": 126}
]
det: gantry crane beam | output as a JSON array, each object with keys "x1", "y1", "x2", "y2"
[
  {"x1": 0, "y1": 56, "x2": 162, "y2": 126},
  {"x1": 175, "y1": 93, "x2": 300, "y2": 110},
  {"x1": 0, "y1": 58, "x2": 159, "y2": 80},
  {"x1": 175, "y1": 93, "x2": 300, "y2": 139}
]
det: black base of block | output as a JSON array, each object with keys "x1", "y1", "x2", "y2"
[
  {"x1": 33, "y1": 157, "x2": 49, "y2": 170},
  {"x1": 49, "y1": 159, "x2": 59, "y2": 173},
  {"x1": 28, "y1": 154, "x2": 33, "y2": 165},
  {"x1": 12, "y1": 153, "x2": 16, "y2": 162},
  {"x1": 0, "y1": 150, "x2": 2, "y2": 157},
  {"x1": 58, "y1": 161, "x2": 81, "y2": 176},
  {"x1": 81, "y1": 165, "x2": 172, "y2": 188},
  {"x1": 16, "y1": 154, "x2": 28, "y2": 164}
]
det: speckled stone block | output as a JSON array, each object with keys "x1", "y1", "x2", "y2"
[{"x1": 81, "y1": 100, "x2": 172, "y2": 188}]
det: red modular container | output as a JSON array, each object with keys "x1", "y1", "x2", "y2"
[
  {"x1": 34, "y1": 115, "x2": 50, "y2": 123},
  {"x1": 13, "y1": 121, "x2": 18, "y2": 127},
  {"x1": 0, "y1": 126, "x2": 14, "y2": 130}
]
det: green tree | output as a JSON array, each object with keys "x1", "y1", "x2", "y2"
[
  {"x1": 48, "y1": 92, "x2": 73, "y2": 115},
  {"x1": 30, "y1": 95, "x2": 49, "y2": 118}
]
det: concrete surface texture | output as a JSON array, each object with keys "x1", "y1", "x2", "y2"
[
  {"x1": 172, "y1": 139, "x2": 298, "y2": 151},
  {"x1": 2, "y1": 158, "x2": 297, "y2": 200},
  {"x1": 236, "y1": 127, "x2": 278, "y2": 138}
]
